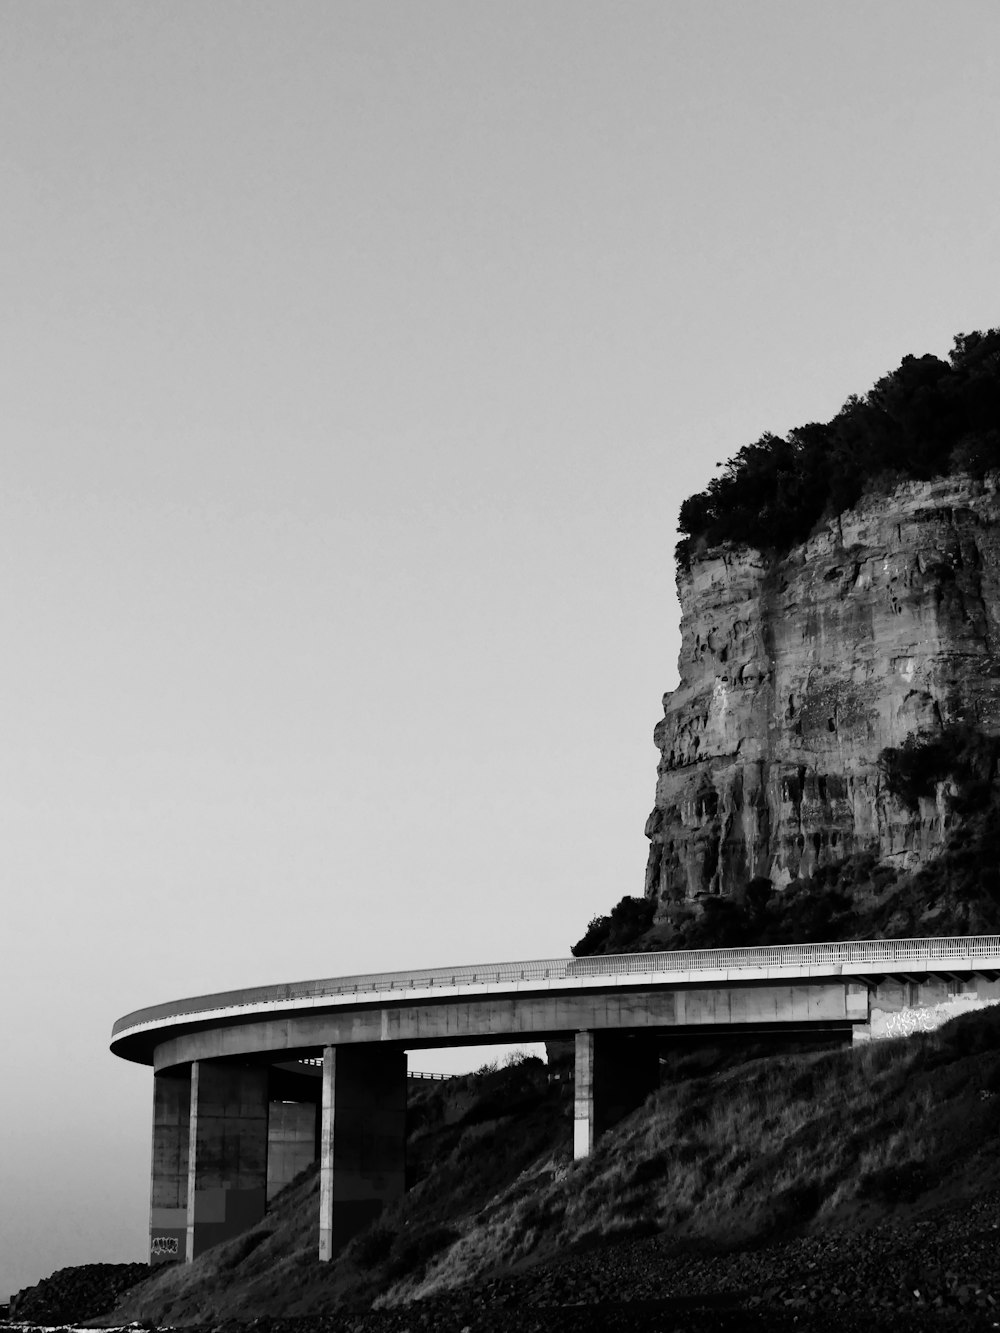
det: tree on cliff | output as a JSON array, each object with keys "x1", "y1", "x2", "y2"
[{"x1": 675, "y1": 328, "x2": 1000, "y2": 569}]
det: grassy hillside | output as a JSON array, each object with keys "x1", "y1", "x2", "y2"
[
  {"x1": 108, "y1": 1007, "x2": 1000, "y2": 1325},
  {"x1": 109, "y1": 1056, "x2": 570, "y2": 1324}
]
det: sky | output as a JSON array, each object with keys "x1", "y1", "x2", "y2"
[{"x1": 2, "y1": 0, "x2": 999, "y2": 1301}]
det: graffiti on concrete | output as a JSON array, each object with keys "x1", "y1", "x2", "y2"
[
  {"x1": 151, "y1": 1236, "x2": 179, "y2": 1256},
  {"x1": 870, "y1": 994, "x2": 1000, "y2": 1041},
  {"x1": 880, "y1": 1007, "x2": 940, "y2": 1038}
]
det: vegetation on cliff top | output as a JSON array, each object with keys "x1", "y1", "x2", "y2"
[{"x1": 675, "y1": 328, "x2": 1000, "y2": 569}]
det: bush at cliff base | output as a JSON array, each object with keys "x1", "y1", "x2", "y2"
[
  {"x1": 573, "y1": 799, "x2": 1000, "y2": 957},
  {"x1": 9, "y1": 1261, "x2": 149, "y2": 1325}
]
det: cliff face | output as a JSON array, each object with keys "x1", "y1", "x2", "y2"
[{"x1": 645, "y1": 474, "x2": 1000, "y2": 907}]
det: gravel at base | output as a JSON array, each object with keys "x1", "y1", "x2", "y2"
[
  {"x1": 271, "y1": 1189, "x2": 1000, "y2": 1332},
  {"x1": 462, "y1": 1187, "x2": 1000, "y2": 1326},
  {"x1": 7, "y1": 1264, "x2": 149, "y2": 1326},
  {"x1": 7, "y1": 1191, "x2": 1000, "y2": 1332}
]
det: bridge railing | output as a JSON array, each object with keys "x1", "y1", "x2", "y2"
[
  {"x1": 282, "y1": 1057, "x2": 450, "y2": 1080},
  {"x1": 111, "y1": 935, "x2": 1000, "y2": 1038},
  {"x1": 566, "y1": 936, "x2": 1000, "y2": 975}
]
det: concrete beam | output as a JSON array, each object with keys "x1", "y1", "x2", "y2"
[
  {"x1": 112, "y1": 939, "x2": 1000, "y2": 1068},
  {"x1": 152, "y1": 981, "x2": 855, "y2": 1071},
  {"x1": 185, "y1": 1060, "x2": 269, "y2": 1262},
  {"x1": 319, "y1": 1045, "x2": 406, "y2": 1261}
]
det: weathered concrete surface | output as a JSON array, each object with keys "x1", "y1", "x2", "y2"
[
  {"x1": 573, "y1": 1031, "x2": 661, "y2": 1160},
  {"x1": 319, "y1": 1046, "x2": 406, "y2": 1260},
  {"x1": 151, "y1": 982, "x2": 856, "y2": 1072},
  {"x1": 149, "y1": 1067, "x2": 190, "y2": 1263},
  {"x1": 131, "y1": 965, "x2": 1000, "y2": 1267},
  {"x1": 645, "y1": 474, "x2": 1000, "y2": 902},
  {"x1": 112, "y1": 940, "x2": 1000, "y2": 1071},
  {"x1": 266, "y1": 1101, "x2": 317, "y2": 1204},
  {"x1": 130, "y1": 970, "x2": 876, "y2": 1263},
  {"x1": 854, "y1": 974, "x2": 1000, "y2": 1041},
  {"x1": 186, "y1": 1060, "x2": 268, "y2": 1262},
  {"x1": 573, "y1": 1031, "x2": 595, "y2": 1160}
]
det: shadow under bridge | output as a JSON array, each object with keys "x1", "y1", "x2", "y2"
[{"x1": 109, "y1": 935, "x2": 1000, "y2": 1265}]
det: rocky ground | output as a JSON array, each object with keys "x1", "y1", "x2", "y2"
[
  {"x1": 5, "y1": 1264, "x2": 149, "y2": 1327},
  {"x1": 7, "y1": 1189, "x2": 1000, "y2": 1333}
]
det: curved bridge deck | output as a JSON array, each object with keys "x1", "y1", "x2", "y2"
[
  {"x1": 111, "y1": 936, "x2": 1000, "y2": 1266},
  {"x1": 112, "y1": 935, "x2": 1000, "y2": 1062}
]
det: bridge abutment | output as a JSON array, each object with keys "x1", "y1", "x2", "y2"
[{"x1": 319, "y1": 1045, "x2": 407, "y2": 1261}]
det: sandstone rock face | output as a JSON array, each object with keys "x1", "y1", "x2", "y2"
[{"x1": 645, "y1": 474, "x2": 1000, "y2": 907}]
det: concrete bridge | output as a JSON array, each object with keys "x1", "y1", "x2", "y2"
[{"x1": 110, "y1": 936, "x2": 1000, "y2": 1265}]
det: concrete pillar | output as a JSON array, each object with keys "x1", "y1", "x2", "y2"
[
  {"x1": 185, "y1": 1059, "x2": 269, "y2": 1262},
  {"x1": 574, "y1": 1030, "x2": 661, "y2": 1160},
  {"x1": 574, "y1": 1031, "x2": 595, "y2": 1159},
  {"x1": 267, "y1": 1101, "x2": 317, "y2": 1203},
  {"x1": 318, "y1": 1045, "x2": 407, "y2": 1261},
  {"x1": 149, "y1": 1066, "x2": 191, "y2": 1263}
]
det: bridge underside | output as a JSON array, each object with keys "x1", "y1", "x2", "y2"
[{"x1": 149, "y1": 1027, "x2": 674, "y2": 1265}]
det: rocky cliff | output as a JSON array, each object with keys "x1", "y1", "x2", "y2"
[{"x1": 644, "y1": 473, "x2": 1000, "y2": 909}]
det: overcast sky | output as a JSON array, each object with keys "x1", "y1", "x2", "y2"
[{"x1": 3, "y1": 0, "x2": 999, "y2": 1300}]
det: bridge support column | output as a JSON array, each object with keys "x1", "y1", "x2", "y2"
[
  {"x1": 574, "y1": 1030, "x2": 661, "y2": 1160},
  {"x1": 318, "y1": 1045, "x2": 407, "y2": 1261},
  {"x1": 574, "y1": 1031, "x2": 596, "y2": 1159},
  {"x1": 185, "y1": 1060, "x2": 269, "y2": 1262},
  {"x1": 149, "y1": 1066, "x2": 191, "y2": 1263}
]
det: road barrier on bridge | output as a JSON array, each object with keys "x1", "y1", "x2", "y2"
[{"x1": 112, "y1": 935, "x2": 1000, "y2": 1040}]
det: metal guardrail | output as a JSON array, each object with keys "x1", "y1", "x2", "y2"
[
  {"x1": 111, "y1": 935, "x2": 1000, "y2": 1038},
  {"x1": 296, "y1": 1058, "x2": 447, "y2": 1080}
]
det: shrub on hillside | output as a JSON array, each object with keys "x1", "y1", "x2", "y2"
[
  {"x1": 879, "y1": 722, "x2": 1000, "y2": 812},
  {"x1": 907, "y1": 804, "x2": 1000, "y2": 922},
  {"x1": 351, "y1": 1222, "x2": 396, "y2": 1270},
  {"x1": 571, "y1": 895, "x2": 655, "y2": 956},
  {"x1": 384, "y1": 1224, "x2": 460, "y2": 1280}
]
